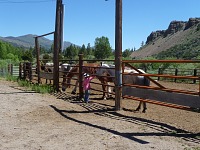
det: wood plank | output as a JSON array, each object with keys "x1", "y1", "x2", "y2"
[
  {"x1": 40, "y1": 72, "x2": 53, "y2": 80},
  {"x1": 122, "y1": 86, "x2": 200, "y2": 108}
]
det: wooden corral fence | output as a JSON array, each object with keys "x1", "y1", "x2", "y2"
[
  {"x1": 19, "y1": 61, "x2": 55, "y2": 84},
  {"x1": 0, "y1": 64, "x2": 19, "y2": 77},
  {"x1": 18, "y1": 59, "x2": 200, "y2": 112},
  {"x1": 57, "y1": 58, "x2": 200, "y2": 112},
  {"x1": 122, "y1": 60, "x2": 200, "y2": 112},
  {"x1": 19, "y1": 62, "x2": 33, "y2": 81},
  {"x1": 0, "y1": 66, "x2": 8, "y2": 77},
  {"x1": 158, "y1": 68, "x2": 200, "y2": 83},
  {"x1": 9, "y1": 64, "x2": 19, "y2": 77}
]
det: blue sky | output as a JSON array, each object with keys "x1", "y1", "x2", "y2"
[{"x1": 0, "y1": 0, "x2": 200, "y2": 51}]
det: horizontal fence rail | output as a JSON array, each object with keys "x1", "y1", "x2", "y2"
[
  {"x1": 17, "y1": 59, "x2": 200, "y2": 112},
  {"x1": 122, "y1": 60, "x2": 200, "y2": 111}
]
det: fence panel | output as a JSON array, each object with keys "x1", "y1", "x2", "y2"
[
  {"x1": 0, "y1": 67, "x2": 8, "y2": 77},
  {"x1": 12, "y1": 65, "x2": 19, "y2": 77}
]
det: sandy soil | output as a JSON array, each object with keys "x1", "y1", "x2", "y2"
[{"x1": 0, "y1": 79, "x2": 200, "y2": 150}]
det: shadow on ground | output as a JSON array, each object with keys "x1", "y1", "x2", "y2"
[{"x1": 51, "y1": 92, "x2": 200, "y2": 145}]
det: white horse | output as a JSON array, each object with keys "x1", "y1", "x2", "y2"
[{"x1": 96, "y1": 64, "x2": 150, "y2": 113}]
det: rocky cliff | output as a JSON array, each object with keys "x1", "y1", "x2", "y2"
[
  {"x1": 146, "y1": 18, "x2": 200, "y2": 44},
  {"x1": 131, "y1": 17, "x2": 200, "y2": 59}
]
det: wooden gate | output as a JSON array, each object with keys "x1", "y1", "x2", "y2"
[{"x1": 122, "y1": 60, "x2": 200, "y2": 111}]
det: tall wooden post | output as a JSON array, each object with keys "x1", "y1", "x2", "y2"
[
  {"x1": 115, "y1": 0, "x2": 122, "y2": 111},
  {"x1": 193, "y1": 69, "x2": 197, "y2": 84},
  {"x1": 29, "y1": 63, "x2": 32, "y2": 82},
  {"x1": 10, "y1": 64, "x2": 13, "y2": 75},
  {"x1": 8, "y1": 64, "x2": 11, "y2": 75},
  {"x1": 35, "y1": 37, "x2": 41, "y2": 84},
  {"x1": 60, "y1": 4, "x2": 64, "y2": 52},
  {"x1": 79, "y1": 54, "x2": 84, "y2": 99},
  {"x1": 53, "y1": 0, "x2": 62, "y2": 91},
  {"x1": 23, "y1": 63, "x2": 26, "y2": 79},
  {"x1": 174, "y1": 68, "x2": 178, "y2": 83},
  {"x1": 19, "y1": 62, "x2": 22, "y2": 79}
]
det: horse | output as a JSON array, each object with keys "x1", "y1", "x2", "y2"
[
  {"x1": 36, "y1": 63, "x2": 72, "y2": 84},
  {"x1": 123, "y1": 70, "x2": 150, "y2": 113},
  {"x1": 61, "y1": 63, "x2": 114, "y2": 99},
  {"x1": 96, "y1": 65, "x2": 150, "y2": 113},
  {"x1": 61, "y1": 63, "x2": 101, "y2": 94}
]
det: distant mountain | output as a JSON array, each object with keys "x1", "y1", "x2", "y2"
[
  {"x1": 131, "y1": 18, "x2": 200, "y2": 59},
  {"x1": 0, "y1": 34, "x2": 75, "y2": 50}
]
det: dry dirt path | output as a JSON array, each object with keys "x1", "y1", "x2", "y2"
[{"x1": 0, "y1": 79, "x2": 200, "y2": 150}]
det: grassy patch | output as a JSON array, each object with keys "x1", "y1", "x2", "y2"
[
  {"x1": 17, "y1": 80, "x2": 54, "y2": 94},
  {"x1": 5, "y1": 75, "x2": 18, "y2": 82},
  {"x1": 4, "y1": 75, "x2": 54, "y2": 94}
]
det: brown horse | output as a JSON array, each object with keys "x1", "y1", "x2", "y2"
[{"x1": 61, "y1": 63, "x2": 112, "y2": 99}]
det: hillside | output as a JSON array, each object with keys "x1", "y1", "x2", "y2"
[
  {"x1": 0, "y1": 34, "x2": 74, "y2": 50},
  {"x1": 131, "y1": 18, "x2": 200, "y2": 59}
]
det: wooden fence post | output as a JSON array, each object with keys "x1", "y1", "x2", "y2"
[
  {"x1": 53, "y1": 0, "x2": 63, "y2": 92},
  {"x1": 114, "y1": 0, "x2": 122, "y2": 111},
  {"x1": 7, "y1": 64, "x2": 10, "y2": 75},
  {"x1": 19, "y1": 63, "x2": 22, "y2": 79},
  {"x1": 35, "y1": 37, "x2": 41, "y2": 84},
  {"x1": 8, "y1": 64, "x2": 13, "y2": 75},
  {"x1": 174, "y1": 68, "x2": 178, "y2": 83},
  {"x1": 11, "y1": 64, "x2": 13, "y2": 76},
  {"x1": 193, "y1": 69, "x2": 197, "y2": 84},
  {"x1": 23, "y1": 63, "x2": 26, "y2": 79},
  {"x1": 79, "y1": 54, "x2": 83, "y2": 99},
  {"x1": 158, "y1": 68, "x2": 161, "y2": 81},
  {"x1": 29, "y1": 62, "x2": 32, "y2": 82}
]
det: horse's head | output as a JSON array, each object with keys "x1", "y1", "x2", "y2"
[{"x1": 83, "y1": 63, "x2": 100, "y2": 75}]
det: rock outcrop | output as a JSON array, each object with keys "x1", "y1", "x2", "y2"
[
  {"x1": 146, "y1": 18, "x2": 200, "y2": 44},
  {"x1": 185, "y1": 18, "x2": 200, "y2": 30}
]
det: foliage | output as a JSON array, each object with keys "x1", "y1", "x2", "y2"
[
  {"x1": 122, "y1": 48, "x2": 133, "y2": 58},
  {"x1": 94, "y1": 36, "x2": 112, "y2": 59},
  {"x1": 42, "y1": 53, "x2": 51, "y2": 64},
  {"x1": 6, "y1": 75, "x2": 18, "y2": 82},
  {"x1": 86, "y1": 43, "x2": 93, "y2": 56},
  {"x1": 0, "y1": 59, "x2": 19, "y2": 68},
  {"x1": 16, "y1": 79, "x2": 54, "y2": 94},
  {"x1": 79, "y1": 44, "x2": 86, "y2": 55},
  {"x1": 0, "y1": 40, "x2": 23, "y2": 61},
  {"x1": 21, "y1": 49, "x2": 33, "y2": 62},
  {"x1": 155, "y1": 38, "x2": 200, "y2": 60},
  {"x1": 63, "y1": 44, "x2": 79, "y2": 59},
  {"x1": 0, "y1": 40, "x2": 36, "y2": 62}
]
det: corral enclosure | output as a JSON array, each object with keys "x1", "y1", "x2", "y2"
[{"x1": 16, "y1": 58, "x2": 200, "y2": 112}]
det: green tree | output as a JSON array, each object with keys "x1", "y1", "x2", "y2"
[
  {"x1": 86, "y1": 43, "x2": 93, "y2": 56},
  {"x1": 40, "y1": 46, "x2": 47, "y2": 54},
  {"x1": 79, "y1": 44, "x2": 86, "y2": 56},
  {"x1": 63, "y1": 44, "x2": 78, "y2": 59},
  {"x1": 0, "y1": 41, "x2": 7, "y2": 59},
  {"x1": 21, "y1": 50, "x2": 33, "y2": 62},
  {"x1": 94, "y1": 36, "x2": 112, "y2": 59},
  {"x1": 122, "y1": 48, "x2": 132, "y2": 58}
]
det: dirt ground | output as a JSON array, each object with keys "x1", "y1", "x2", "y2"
[{"x1": 0, "y1": 79, "x2": 200, "y2": 150}]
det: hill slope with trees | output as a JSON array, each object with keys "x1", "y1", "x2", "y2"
[
  {"x1": 0, "y1": 34, "x2": 73, "y2": 50},
  {"x1": 131, "y1": 18, "x2": 200, "y2": 60}
]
